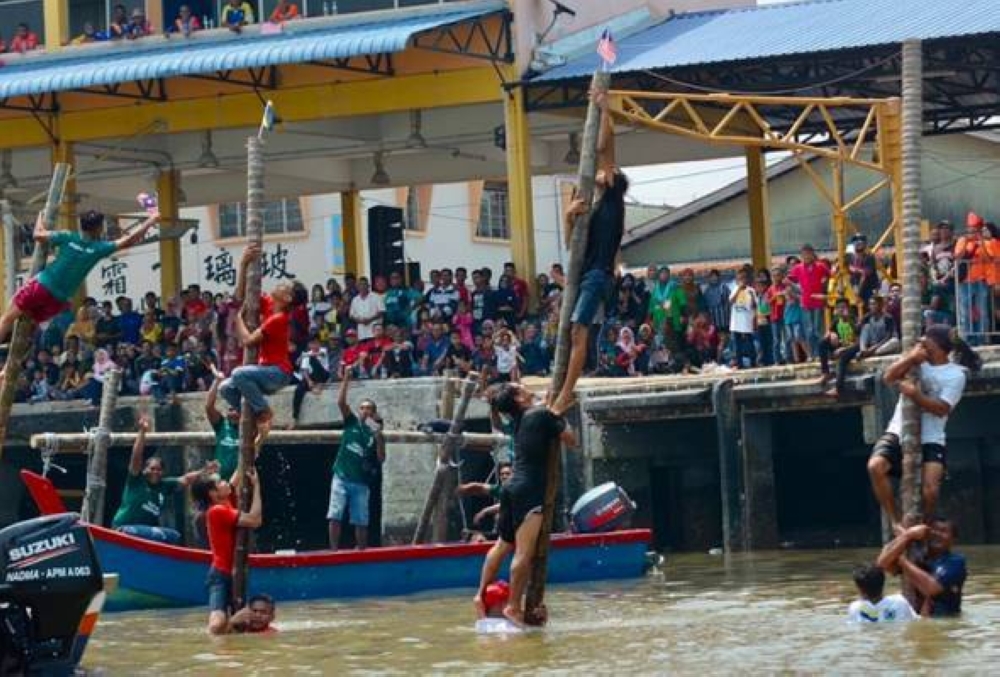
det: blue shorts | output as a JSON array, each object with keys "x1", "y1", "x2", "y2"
[
  {"x1": 571, "y1": 269, "x2": 612, "y2": 326},
  {"x1": 327, "y1": 475, "x2": 370, "y2": 527},
  {"x1": 206, "y1": 567, "x2": 232, "y2": 613}
]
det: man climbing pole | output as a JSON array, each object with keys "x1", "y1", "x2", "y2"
[
  {"x1": 549, "y1": 87, "x2": 628, "y2": 414},
  {"x1": 0, "y1": 208, "x2": 159, "y2": 379}
]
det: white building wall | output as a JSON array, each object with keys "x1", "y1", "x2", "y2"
[{"x1": 83, "y1": 176, "x2": 565, "y2": 303}]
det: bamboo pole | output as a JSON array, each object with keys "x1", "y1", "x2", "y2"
[
  {"x1": 0, "y1": 164, "x2": 70, "y2": 458},
  {"x1": 81, "y1": 369, "x2": 122, "y2": 525},
  {"x1": 1, "y1": 200, "x2": 16, "y2": 305},
  {"x1": 413, "y1": 374, "x2": 480, "y2": 544},
  {"x1": 525, "y1": 70, "x2": 610, "y2": 626},
  {"x1": 899, "y1": 39, "x2": 924, "y2": 525},
  {"x1": 233, "y1": 136, "x2": 265, "y2": 609},
  {"x1": 30, "y1": 430, "x2": 507, "y2": 452},
  {"x1": 432, "y1": 372, "x2": 459, "y2": 542}
]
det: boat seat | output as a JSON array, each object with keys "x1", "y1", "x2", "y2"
[{"x1": 20, "y1": 470, "x2": 70, "y2": 515}]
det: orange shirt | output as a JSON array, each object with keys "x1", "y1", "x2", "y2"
[
  {"x1": 269, "y1": 3, "x2": 300, "y2": 22},
  {"x1": 955, "y1": 235, "x2": 1000, "y2": 283}
]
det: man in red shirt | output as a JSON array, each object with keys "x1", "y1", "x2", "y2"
[
  {"x1": 190, "y1": 468, "x2": 263, "y2": 635},
  {"x1": 220, "y1": 244, "x2": 293, "y2": 448},
  {"x1": 788, "y1": 244, "x2": 830, "y2": 357},
  {"x1": 9, "y1": 23, "x2": 39, "y2": 52},
  {"x1": 503, "y1": 262, "x2": 530, "y2": 320}
]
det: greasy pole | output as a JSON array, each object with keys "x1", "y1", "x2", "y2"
[
  {"x1": 524, "y1": 69, "x2": 610, "y2": 625},
  {"x1": 232, "y1": 136, "x2": 264, "y2": 609},
  {"x1": 0, "y1": 164, "x2": 69, "y2": 457},
  {"x1": 81, "y1": 368, "x2": 122, "y2": 525},
  {"x1": 899, "y1": 39, "x2": 924, "y2": 529}
]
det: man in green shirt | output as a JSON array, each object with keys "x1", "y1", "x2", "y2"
[
  {"x1": 327, "y1": 369, "x2": 384, "y2": 550},
  {"x1": 0, "y1": 209, "x2": 158, "y2": 347},
  {"x1": 111, "y1": 416, "x2": 218, "y2": 544},
  {"x1": 207, "y1": 364, "x2": 240, "y2": 480}
]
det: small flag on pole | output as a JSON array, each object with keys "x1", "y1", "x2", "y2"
[
  {"x1": 258, "y1": 100, "x2": 276, "y2": 138},
  {"x1": 597, "y1": 29, "x2": 617, "y2": 70}
]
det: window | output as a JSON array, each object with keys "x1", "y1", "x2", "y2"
[
  {"x1": 404, "y1": 186, "x2": 422, "y2": 232},
  {"x1": 476, "y1": 181, "x2": 509, "y2": 240},
  {"x1": 218, "y1": 198, "x2": 304, "y2": 239}
]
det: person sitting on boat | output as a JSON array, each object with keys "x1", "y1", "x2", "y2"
[
  {"x1": 229, "y1": 593, "x2": 277, "y2": 634},
  {"x1": 847, "y1": 563, "x2": 916, "y2": 623},
  {"x1": 458, "y1": 461, "x2": 513, "y2": 541},
  {"x1": 220, "y1": 243, "x2": 294, "y2": 450},
  {"x1": 867, "y1": 324, "x2": 981, "y2": 532},
  {"x1": 328, "y1": 368, "x2": 385, "y2": 550},
  {"x1": 190, "y1": 467, "x2": 263, "y2": 635},
  {"x1": 206, "y1": 363, "x2": 240, "y2": 481},
  {"x1": 111, "y1": 416, "x2": 219, "y2": 545},
  {"x1": 876, "y1": 517, "x2": 967, "y2": 617},
  {"x1": 474, "y1": 384, "x2": 575, "y2": 626}
]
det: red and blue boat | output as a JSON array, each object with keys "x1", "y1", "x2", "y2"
[{"x1": 22, "y1": 471, "x2": 652, "y2": 611}]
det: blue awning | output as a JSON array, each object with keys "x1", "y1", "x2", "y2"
[
  {"x1": 0, "y1": 1, "x2": 505, "y2": 99},
  {"x1": 534, "y1": 0, "x2": 1000, "y2": 82}
]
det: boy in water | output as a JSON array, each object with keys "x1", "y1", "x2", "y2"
[
  {"x1": 221, "y1": 244, "x2": 294, "y2": 448},
  {"x1": 190, "y1": 467, "x2": 263, "y2": 635},
  {"x1": 0, "y1": 209, "x2": 158, "y2": 366},
  {"x1": 475, "y1": 580, "x2": 521, "y2": 634},
  {"x1": 847, "y1": 564, "x2": 916, "y2": 623}
]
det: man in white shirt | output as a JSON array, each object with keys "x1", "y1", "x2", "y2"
[
  {"x1": 349, "y1": 277, "x2": 384, "y2": 341},
  {"x1": 867, "y1": 324, "x2": 980, "y2": 531},
  {"x1": 847, "y1": 564, "x2": 917, "y2": 623}
]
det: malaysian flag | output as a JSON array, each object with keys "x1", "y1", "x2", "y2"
[{"x1": 597, "y1": 29, "x2": 617, "y2": 69}]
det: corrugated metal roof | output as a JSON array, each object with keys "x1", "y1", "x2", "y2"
[
  {"x1": 0, "y1": 2, "x2": 504, "y2": 99},
  {"x1": 535, "y1": 0, "x2": 1000, "y2": 82}
]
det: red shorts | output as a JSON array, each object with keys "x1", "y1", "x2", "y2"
[{"x1": 12, "y1": 279, "x2": 70, "y2": 323}]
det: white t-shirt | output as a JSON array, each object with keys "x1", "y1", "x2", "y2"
[
  {"x1": 349, "y1": 293, "x2": 385, "y2": 340},
  {"x1": 847, "y1": 594, "x2": 918, "y2": 623},
  {"x1": 886, "y1": 362, "x2": 966, "y2": 446},
  {"x1": 728, "y1": 286, "x2": 757, "y2": 334},
  {"x1": 496, "y1": 345, "x2": 518, "y2": 375}
]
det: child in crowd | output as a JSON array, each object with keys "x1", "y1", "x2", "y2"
[{"x1": 494, "y1": 329, "x2": 521, "y2": 382}]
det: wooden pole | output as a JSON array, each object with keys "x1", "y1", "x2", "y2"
[
  {"x1": 1, "y1": 200, "x2": 16, "y2": 306},
  {"x1": 0, "y1": 164, "x2": 69, "y2": 458},
  {"x1": 30, "y1": 429, "x2": 506, "y2": 452},
  {"x1": 81, "y1": 369, "x2": 122, "y2": 525},
  {"x1": 412, "y1": 374, "x2": 479, "y2": 544},
  {"x1": 525, "y1": 69, "x2": 610, "y2": 626},
  {"x1": 899, "y1": 39, "x2": 924, "y2": 525},
  {"x1": 232, "y1": 136, "x2": 265, "y2": 609}
]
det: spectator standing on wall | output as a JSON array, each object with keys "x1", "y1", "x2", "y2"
[
  {"x1": 349, "y1": 277, "x2": 384, "y2": 341},
  {"x1": 702, "y1": 269, "x2": 730, "y2": 334},
  {"x1": 788, "y1": 244, "x2": 830, "y2": 356},
  {"x1": 8, "y1": 23, "x2": 40, "y2": 52},
  {"x1": 503, "y1": 262, "x2": 530, "y2": 321},
  {"x1": 170, "y1": 5, "x2": 203, "y2": 36},
  {"x1": 728, "y1": 268, "x2": 757, "y2": 369},
  {"x1": 222, "y1": 0, "x2": 256, "y2": 31}
]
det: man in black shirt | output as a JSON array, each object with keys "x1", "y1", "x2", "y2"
[
  {"x1": 551, "y1": 88, "x2": 628, "y2": 415},
  {"x1": 474, "y1": 384, "x2": 576, "y2": 626}
]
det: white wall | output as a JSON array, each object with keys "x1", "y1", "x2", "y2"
[{"x1": 82, "y1": 176, "x2": 565, "y2": 303}]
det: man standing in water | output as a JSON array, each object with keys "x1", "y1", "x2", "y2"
[
  {"x1": 327, "y1": 369, "x2": 384, "y2": 550},
  {"x1": 475, "y1": 384, "x2": 575, "y2": 626},
  {"x1": 550, "y1": 88, "x2": 628, "y2": 414},
  {"x1": 190, "y1": 467, "x2": 263, "y2": 635},
  {"x1": 876, "y1": 517, "x2": 967, "y2": 617},
  {"x1": 867, "y1": 325, "x2": 980, "y2": 530}
]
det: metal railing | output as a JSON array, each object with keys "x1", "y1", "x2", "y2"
[{"x1": 954, "y1": 259, "x2": 999, "y2": 345}]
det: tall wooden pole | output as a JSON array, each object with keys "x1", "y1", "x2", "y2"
[
  {"x1": 0, "y1": 164, "x2": 69, "y2": 458},
  {"x1": 232, "y1": 137, "x2": 264, "y2": 609},
  {"x1": 525, "y1": 70, "x2": 610, "y2": 625},
  {"x1": 1, "y1": 200, "x2": 17, "y2": 307},
  {"x1": 899, "y1": 39, "x2": 924, "y2": 525},
  {"x1": 81, "y1": 369, "x2": 122, "y2": 525}
]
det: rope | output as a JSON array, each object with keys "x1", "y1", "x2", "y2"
[{"x1": 39, "y1": 432, "x2": 67, "y2": 477}]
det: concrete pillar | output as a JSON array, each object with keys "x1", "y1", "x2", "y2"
[
  {"x1": 503, "y1": 73, "x2": 537, "y2": 280},
  {"x1": 712, "y1": 379, "x2": 742, "y2": 553},
  {"x1": 157, "y1": 169, "x2": 182, "y2": 302},
  {"x1": 43, "y1": 0, "x2": 70, "y2": 50},
  {"x1": 740, "y1": 412, "x2": 779, "y2": 550},
  {"x1": 746, "y1": 146, "x2": 770, "y2": 272},
  {"x1": 340, "y1": 190, "x2": 364, "y2": 276}
]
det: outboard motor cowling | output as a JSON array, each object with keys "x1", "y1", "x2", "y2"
[
  {"x1": 0, "y1": 513, "x2": 102, "y2": 676},
  {"x1": 569, "y1": 482, "x2": 636, "y2": 534}
]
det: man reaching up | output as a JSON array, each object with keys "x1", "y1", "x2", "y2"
[{"x1": 550, "y1": 88, "x2": 628, "y2": 414}]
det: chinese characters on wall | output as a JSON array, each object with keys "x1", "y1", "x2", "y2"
[{"x1": 204, "y1": 243, "x2": 295, "y2": 287}]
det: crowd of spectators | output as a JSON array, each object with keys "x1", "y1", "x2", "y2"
[
  {"x1": 0, "y1": 22, "x2": 40, "y2": 53},
  {"x1": 9, "y1": 213, "x2": 998, "y2": 410}
]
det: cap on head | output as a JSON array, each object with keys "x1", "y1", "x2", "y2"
[{"x1": 483, "y1": 580, "x2": 510, "y2": 609}]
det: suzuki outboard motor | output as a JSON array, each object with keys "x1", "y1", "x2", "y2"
[
  {"x1": 569, "y1": 482, "x2": 636, "y2": 534},
  {"x1": 0, "y1": 513, "x2": 102, "y2": 676}
]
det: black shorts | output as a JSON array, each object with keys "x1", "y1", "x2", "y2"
[
  {"x1": 497, "y1": 486, "x2": 542, "y2": 545},
  {"x1": 871, "y1": 433, "x2": 947, "y2": 477}
]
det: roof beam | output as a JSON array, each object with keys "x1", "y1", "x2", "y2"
[{"x1": 0, "y1": 67, "x2": 503, "y2": 150}]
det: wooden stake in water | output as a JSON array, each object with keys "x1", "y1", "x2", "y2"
[
  {"x1": 524, "y1": 69, "x2": 611, "y2": 626},
  {"x1": 0, "y1": 164, "x2": 69, "y2": 458},
  {"x1": 232, "y1": 136, "x2": 265, "y2": 610},
  {"x1": 899, "y1": 39, "x2": 924, "y2": 527},
  {"x1": 81, "y1": 369, "x2": 122, "y2": 525}
]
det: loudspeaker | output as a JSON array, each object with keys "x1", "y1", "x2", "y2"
[{"x1": 367, "y1": 206, "x2": 405, "y2": 281}]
